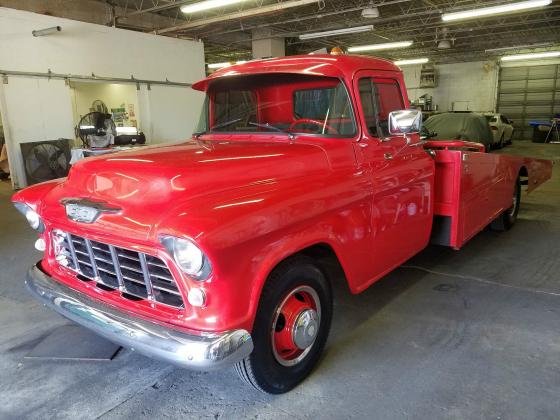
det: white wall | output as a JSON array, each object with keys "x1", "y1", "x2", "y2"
[
  {"x1": 0, "y1": 7, "x2": 205, "y2": 188},
  {"x1": 138, "y1": 85, "x2": 204, "y2": 144},
  {"x1": 402, "y1": 61, "x2": 499, "y2": 113},
  {"x1": 1, "y1": 77, "x2": 75, "y2": 148}
]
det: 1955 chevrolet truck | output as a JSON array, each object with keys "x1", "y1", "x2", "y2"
[{"x1": 13, "y1": 54, "x2": 552, "y2": 394}]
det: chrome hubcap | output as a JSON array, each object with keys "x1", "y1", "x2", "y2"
[{"x1": 292, "y1": 309, "x2": 319, "y2": 350}]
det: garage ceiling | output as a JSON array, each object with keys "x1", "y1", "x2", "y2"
[{"x1": 8, "y1": 0, "x2": 560, "y2": 64}]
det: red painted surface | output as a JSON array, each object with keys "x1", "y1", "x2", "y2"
[
  {"x1": 428, "y1": 146, "x2": 551, "y2": 249},
  {"x1": 12, "y1": 55, "x2": 553, "y2": 335}
]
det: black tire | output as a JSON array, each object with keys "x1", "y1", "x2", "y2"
[
  {"x1": 491, "y1": 177, "x2": 521, "y2": 231},
  {"x1": 235, "y1": 256, "x2": 332, "y2": 394},
  {"x1": 498, "y1": 134, "x2": 505, "y2": 149}
]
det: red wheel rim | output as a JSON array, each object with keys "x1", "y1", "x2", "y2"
[{"x1": 271, "y1": 285, "x2": 321, "y2": 366}]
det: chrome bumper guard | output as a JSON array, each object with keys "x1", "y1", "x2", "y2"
[{"x1": 26, "y1": 264, "x2": 253, "y2": 370}]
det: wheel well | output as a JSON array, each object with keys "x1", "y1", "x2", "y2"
[
  {"x1": 296, "y1": 243, "x2": 349, "y2": 291},
  {"x1": 519, "y1": 166, "x2": 528, "y2": 178}
]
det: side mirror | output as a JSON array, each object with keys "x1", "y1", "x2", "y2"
[{"x1": 388, "y1": 109, "x2": 422, "y2": 136}]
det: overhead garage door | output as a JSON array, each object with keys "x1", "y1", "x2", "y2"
[{"x1": 496, "y1": 64, "x2": 560, "y2": 140}]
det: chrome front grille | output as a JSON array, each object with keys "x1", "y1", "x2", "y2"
[{"x1": 53, "y1": 230, "x2": 184, "y2": 308}]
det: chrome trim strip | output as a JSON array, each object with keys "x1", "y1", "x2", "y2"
[
  {"x1": 26, "y1": 264, "x2": 253, "y2": 371},
  {"x1": 138, "y1": 253, "x2": 155, "y2": 302},
  {"x1": 84, "y1": 238, "x2": 100, "y2": 279},
  {"x1": 109, "y1": 245, "x2": 126, "y2": 293},
  {"x1": 65, "y1": 233, "x2": 80, "y2": 273}
]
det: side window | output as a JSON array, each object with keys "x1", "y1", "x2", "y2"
[
  {"x1": 358, "y1": 78, "x2": 378, "y2": 136},
  {"x1": 358, "y1": 78, "x2": 404, "y2": 137},
  {"x1": 375, "y1": 81, "x2": 404, "y2": 136}
]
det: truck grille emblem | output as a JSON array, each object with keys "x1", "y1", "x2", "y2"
[{"x1": 61, "y1": 198, "x2": 121, "y2": 223}]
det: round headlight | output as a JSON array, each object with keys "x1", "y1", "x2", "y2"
[
  {"x1": 13, "y1": 202, "x2": 44, "y2": 232},
  {"x1": 173, "y1": 238, "x2": 204, "y2": 275},
  {"x1": 161, "y1": 236, "x2": 211, "y2": 280}
]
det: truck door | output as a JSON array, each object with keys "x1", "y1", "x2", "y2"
[{"x1": 352, "y1": 72, "x2": 434, "y2": 286}]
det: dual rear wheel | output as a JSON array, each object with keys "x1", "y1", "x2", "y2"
[{"x1": 491, "y1": 177, "x2": 521, "y2": 231}]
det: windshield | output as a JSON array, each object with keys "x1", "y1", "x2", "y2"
[{"x1": 195, "y1": 73, "x2": 356, "y2": 137}]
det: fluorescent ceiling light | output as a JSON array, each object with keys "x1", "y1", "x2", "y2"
[
  {"x1": 207, "y1": 60, "x2": 247, "y2": 69},
  {"x1": 501, "y1": 51, "x2": 560, "y2": 61},
  {"x1": 181, "y1": 0, "x2": 247, "y2": 14},
  {"x1": 299, "y1": 25, "x2": 373, "y2": 40},
  {"x1": 348, "y1": 41, "x2": 413, "y2": 52},
  {"x1": 442, "y1": 0, "x2": 551, "y2": 22},
  {"x1": 394, "y1": 58, "x2": 429, "y2": 66}
]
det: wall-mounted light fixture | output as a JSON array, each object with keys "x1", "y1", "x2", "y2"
[
  {"x1": 207, "y1": 60, "x2": 247, "y2": 69},
  {"x1": 32, "y1": 26, "x2": 62, "y2": 37}
]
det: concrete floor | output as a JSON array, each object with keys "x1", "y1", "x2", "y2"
[{"x1": 1, "y1": 141, "x2": 559, "y2": 419}]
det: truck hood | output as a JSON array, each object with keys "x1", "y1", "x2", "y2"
[{"x1": 41, "y1": 138, "x2": 330, "y2": 240}]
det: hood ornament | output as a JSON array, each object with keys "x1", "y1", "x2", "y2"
[{"x1": 61, "y1": 198, "x2": 121, "y2": 223}]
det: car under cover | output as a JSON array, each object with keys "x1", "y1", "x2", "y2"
[{"x1": 424, "y1": 112, "x2": 494, "y2": 149}]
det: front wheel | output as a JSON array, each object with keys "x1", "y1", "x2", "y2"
[
  {"x1": 491, "y1": 177, "x2": 521, "y2": 231},
  {"x1": 235, "y1": 256, "x2": 332, "y2": 394}
]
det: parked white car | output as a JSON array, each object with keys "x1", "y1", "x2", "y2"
[{"x1": 484, "y1": 113, "x2": 514, "y2": 148}]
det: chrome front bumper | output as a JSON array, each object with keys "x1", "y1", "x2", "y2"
[{"x1": 26, "y1": 264, "x2": 253, "y2": 370}]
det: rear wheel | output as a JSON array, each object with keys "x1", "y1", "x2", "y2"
[
  {"x1": 235, "y1": 256, "x2": 332, "y2": 394},
  {"x1": 491, "y1": 177, "x2": 521, "y2": 231},
  {"x1": 499, "y1": 133, "x2": 505, "y2": 149}
]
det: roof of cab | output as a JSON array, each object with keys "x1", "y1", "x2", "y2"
[{"x1": 191, "y1": 54, "x2": 401, "y2": 91}]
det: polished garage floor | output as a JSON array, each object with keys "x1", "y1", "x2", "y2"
[{"x1": 1, "y1": 141, "x2": 559, "y2": 419}]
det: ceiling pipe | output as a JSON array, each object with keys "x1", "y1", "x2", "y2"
[{"x1": 156, "y1": 0, "x2": 323, "y2": 34}]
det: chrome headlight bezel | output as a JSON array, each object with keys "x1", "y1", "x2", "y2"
[
  {"x1": 161, "y1": 236, "x2": 212, "y2": 281},
  {"x1": 13, "y1": 202, "x2": 45, "y2": 233}
]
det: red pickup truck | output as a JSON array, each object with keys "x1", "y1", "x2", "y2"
[{"x1": 13, "y1": 54, "x2": 552, "y2": 394}]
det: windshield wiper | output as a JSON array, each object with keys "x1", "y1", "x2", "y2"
[
  {"x1": 209, "y1": 117, "x2": 243, "y2": 131},
  {"x1": 248, "y1": 122, "x2": 295, "y2": 139},
  {"x1": 193, "y1": 117, "x2": 243, "y2": 137},
  {"x1": 248, "y1": 122, "x2": 285, "y2": 132},
  {"x1": 195, "y1": 120, "x2": 295, "y2": 140}
]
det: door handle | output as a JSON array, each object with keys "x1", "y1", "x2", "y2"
[{"x1": 384, "y1": 152, "x2": 393, "y2": 160}]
